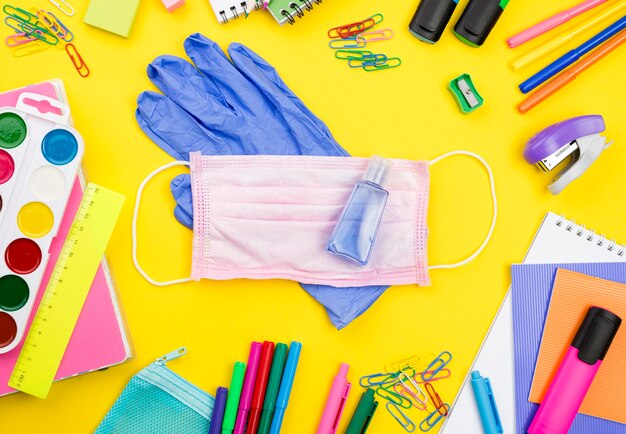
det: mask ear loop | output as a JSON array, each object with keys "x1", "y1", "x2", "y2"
[
  {"x1": 132, "y1": 161, "x2": 194, "y2": 286},
  {"x1": 427, "y1": 150, "x2": 497, "y2": 270}
]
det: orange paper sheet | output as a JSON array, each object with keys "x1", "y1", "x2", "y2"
[{"x1": 530, "y1": 269, "x2": 626, "y2": 424}]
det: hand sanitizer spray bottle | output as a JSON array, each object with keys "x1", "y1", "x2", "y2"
[{"x1": 327, "y1": 156, "x2": 390, "y2": 266}]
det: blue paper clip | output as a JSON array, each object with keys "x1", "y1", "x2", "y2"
[
  {"x1": 359, "y1": 372, "x2": 397, "y2": 388},
  {"x1": 421, "y1": 351, "x2": 452, "y2": 382},
  {"x1": 362, "y1": 53, "x2": 388, "y2": 67},
  {"x1": 329, "y1": 37, "x2": 366, "y2": 49},
  {"x1": 419, "y1": 404, "x2": 450, "y2": 432},
  {"x1": 375, "y1": 384, "x2": 412, "y2": 409},
  {"x1": 387, "y1": 402, "x2": 416, "y2": 433},
  {"x1": 47, "y1": 11, "x2": 74, "y2": 42}
]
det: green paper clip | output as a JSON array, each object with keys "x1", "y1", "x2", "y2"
[
  {"x1": 448, "y1": 73, "x2": 483, "y2": 114},
  {"x1": 369, "y1": 13, "x2": 384, "y2": 25},
  {"x1": 363, "y1": 57, "x2": 401, "y2": 71},
  {"x1": 335, "y1": 49, "x2": 373, "y2": 60}
]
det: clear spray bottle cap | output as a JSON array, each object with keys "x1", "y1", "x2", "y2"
[{"x1": 363, "y1": 155, "x2": 391, "y2": 185}]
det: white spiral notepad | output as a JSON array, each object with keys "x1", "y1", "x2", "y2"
[
  {"x1": 441, "y1": 212, "x2": 626, "y2": 434},
  {"x1": 208, "y1": 0, "x2": 263, "y2": 23}
]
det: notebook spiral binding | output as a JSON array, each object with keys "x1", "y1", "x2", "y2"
[
  {"x1": 280, "y1": 0, "x2": 323, "y2": 24},
  {"x1": 219, "y1": 0, "x2": 263, "y2": 23},
  {"x1": 555, "y1": 214, "x2": 625, "y2": 256}
]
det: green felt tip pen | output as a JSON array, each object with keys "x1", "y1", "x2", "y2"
[
  {"x1": 345, "y1": 388, "x2": 378, "y2": 434},
  {"x1": 257, "y1": 343, "x2": 288, "y2": 434},
  {"x1": 222, "y1": 361, "x2": 246, "y2": 434}
]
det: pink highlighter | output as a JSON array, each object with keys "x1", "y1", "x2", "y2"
[
  {"x1": 317, "y1": 363, "x2": 351, "y2": 434},
  {"x1": 528, "y1": 306, "x2": 621, "y2": 434}
]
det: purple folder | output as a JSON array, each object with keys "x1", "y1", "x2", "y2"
[{"x1": 511, "y1": 262, "x2": 626, "y2": 434}]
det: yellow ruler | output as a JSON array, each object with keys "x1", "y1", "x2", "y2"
[{"x1": 9, "y1": 183, "x2": 125, "y2": 398}]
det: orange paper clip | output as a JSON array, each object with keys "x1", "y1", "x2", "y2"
[
  {"x1": 424, "y1": 383, "x2": 447, "y2": 416},
  {"x1": 65, "y1": 43, "x2": 90, "y2": 77}
]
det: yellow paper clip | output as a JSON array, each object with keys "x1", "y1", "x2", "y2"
[
  {"x1": 385, "y1": 353, "x2": 434, "y2": 374},
  {"x1": 421, "y1": 351, "x2": 452, "y2": 382},
  {"x1": 386, "y1": 402, "x2": 416, "y2": 433},
  {"x1": 49, "y1": 0, "x2": 75, "y2": 16},
  {"x1": 12, "y1": 40, "x2": 50, "y2": 57},
  {"x1": 65, "y1": 43, "x2": 90, "y2": 77},
  {"x1": 419, "y1": 404, "x2": 450, "y2": 432}
]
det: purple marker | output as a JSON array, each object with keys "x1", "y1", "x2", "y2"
[
  {"x1": 208, "y1": 387, "x2": 228, "y2": 434},
  {"x1": 234, "y1": 342, "x2": 262, "y2": 434},
  {"x1": 528, "y1": 307, "x2": 621, "y2": 434}
]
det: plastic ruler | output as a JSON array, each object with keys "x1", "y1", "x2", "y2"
[{"x1": 9, "y1": 183, "x2": 125, "y2": 398}]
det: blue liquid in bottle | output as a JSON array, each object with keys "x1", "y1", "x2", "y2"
[{"x1": 327, "y1": 156, "x2": 390, "y2": 266}]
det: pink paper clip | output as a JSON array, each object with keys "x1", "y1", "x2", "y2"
[
  {"x1": 356, "y1": 28, "x2": 394, "y2": 43},
  {"x1": 6, "y1": 33, "x2": 37, "y2": 47},
  {"x1": 414, "y1": 368, "x2": 451, "y2": 383}
]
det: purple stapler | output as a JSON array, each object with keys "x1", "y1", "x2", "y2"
[{"x1": 524, "y1": 115, "x2": 612, "y2": 194}]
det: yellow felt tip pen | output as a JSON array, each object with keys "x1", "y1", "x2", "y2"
[{"x1": 511, "y1": 0, "x2": 626, "y2": 71}]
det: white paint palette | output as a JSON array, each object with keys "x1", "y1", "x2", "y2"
[{"x1": 0, "y1": 93, "x2": 84, "y2": 354}]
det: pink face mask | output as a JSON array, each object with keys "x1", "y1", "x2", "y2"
[{"x1": 132, "y1": 151, "x2": 496, "y2": 287}]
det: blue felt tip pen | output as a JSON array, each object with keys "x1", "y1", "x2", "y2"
[
  {"x1": 520, "y1": 16, "x2": 626, "y2": 94},
  {"x1": 269, "y1": 341, "x2": 302, "y2": 434},
  {"x1": 470, "y1": 371, "x2": 503, "y2": 434}
]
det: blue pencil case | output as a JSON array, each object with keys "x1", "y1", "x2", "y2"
[{"x1": 96, "y1": 348, "x2": 214, "y2": 434}]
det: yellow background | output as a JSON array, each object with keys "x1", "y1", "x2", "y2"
[{"x1": 2, "y1": 0, "x2": 625, "y2": 432}]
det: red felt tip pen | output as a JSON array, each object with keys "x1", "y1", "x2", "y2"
[{"x1": 246, "y1": 341, "x2": 275, "y2": 434}]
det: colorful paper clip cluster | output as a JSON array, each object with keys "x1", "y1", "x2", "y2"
[
  {"x1": 3, "y1": 4, "x2": 88, "y2": 77},
  {"x1": 327, "y1": 13, "x2": 401, "y2": 72},
  {"x1": 359, "y1": 351, "x2": 453, "y2": 432}
]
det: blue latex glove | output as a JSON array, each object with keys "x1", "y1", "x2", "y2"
[{"x1": 136, "y1": 34, "x2": 387, "y2": 329}]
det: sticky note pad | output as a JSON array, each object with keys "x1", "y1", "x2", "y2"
[
  {"x1": 162, "y1": 0, "x2": 185, "y2": 13},
  {"x1": 83, "y1": 0, "x2": 141, "y2": 38}
]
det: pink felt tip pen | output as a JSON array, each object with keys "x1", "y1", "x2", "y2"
[
  {"x1": 317, "y1": 363, "x2": 351, "y2": 434},
  {"x1": 528, "y1": 306, "x2": 621, "y2": 434},
  {"x1": 234, "y1": 342, "x2": 262, "y2": 434},
  {"x1": 507, "y1": 0, "x2": 609, "y2": 48}
]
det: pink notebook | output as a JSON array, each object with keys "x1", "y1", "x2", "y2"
[{"x1": 0, "y1": 81, "x2": 131, "y2": 396}]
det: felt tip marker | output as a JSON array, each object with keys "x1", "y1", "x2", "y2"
[
  {"x1": 269, "y1": 341, "x2": 302, "y2": 434},
  {"x1": 345, "y1": 388, "x2": 378, "y2": 434},
  {"x1": 222, "y1": 362, "x2": 246, "y2": 434},
  {"x1": 209, "y1": 387, "x2": 228, "y2": 434},
  {"x1": 528, "y1": 307, "x2": 621, "y2": 434},
  {"x1": 257, "y1": 343, "x2": 288, "y2": 434},
  {"x1": 234, "y1": 342, "x2": 262, "y2": 434},
  {"x1": 317, "y1": 363, "x2": 351, "y2": 434},
  {"x1": 247, "y1": 341, "x2": 276, "y2": 434}
]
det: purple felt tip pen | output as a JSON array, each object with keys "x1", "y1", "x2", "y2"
[{"x1": 528, "y1": 306, "x2": 621, "y2": 434}]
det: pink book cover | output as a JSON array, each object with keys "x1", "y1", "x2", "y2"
[{"x1": 0, "y1": 81, "x2": 132, "y2": 396}]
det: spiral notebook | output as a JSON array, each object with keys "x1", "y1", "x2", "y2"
[
  {"x1": 267, "y1": 0, "x2": 325, "y2": 25},
  {"x1": 441, "y1": 212, "x2": 626, "y2": 433},
  {"x1": 208, "y1": 0, "x2": 263, "y2": 23}
]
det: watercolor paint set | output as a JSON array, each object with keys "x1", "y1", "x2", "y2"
[{"x1": 0, "y1": 92, "x2": 84, "y2": 354}]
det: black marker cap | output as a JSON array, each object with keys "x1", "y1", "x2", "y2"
[
  {"x1": 409, "y1": 0, "x2": 459, "y2": 44},
  {"x1": 572, "y1": 306, "x2": 622, "y2": 365},
  {"x1": 453, "y1": 0, "x2": 507, "y2": 47}
]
